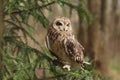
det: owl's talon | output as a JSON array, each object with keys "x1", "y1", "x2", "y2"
[{"x1": 63, "y1": 65, "x2": 71, "y2": 71}]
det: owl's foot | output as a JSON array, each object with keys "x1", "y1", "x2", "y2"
[{"x1": 63, "y1": 65, "x2": 71, "y2": 71}]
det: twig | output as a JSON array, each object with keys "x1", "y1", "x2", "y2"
[{"x1": 23, "y1": 68, "x2": 32, "y2": 80}]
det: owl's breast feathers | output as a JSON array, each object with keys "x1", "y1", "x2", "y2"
[
  {"x1": 47, "y1": 27, "x2": 61, "y2": 43},
  {"x1": 46, "y1": 27, "x2": 84, "y2": 64}
]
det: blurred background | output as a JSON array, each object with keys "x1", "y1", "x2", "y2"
[{"x1": 0, "y1": 0, "x2": 120, "y2": 80}]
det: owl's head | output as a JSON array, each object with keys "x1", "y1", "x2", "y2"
[{"x1": 51, "y1": 17, "x2": 72, "y2": 32}]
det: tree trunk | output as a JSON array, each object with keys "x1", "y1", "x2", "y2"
[
  {"x1": 110, "y1": 0, "x2": 120, "y2": 58},
  {"x1": 0, "y1": 0, "x2": 4, "y2": 79},
  {"x1": 78, "y1": 0, "x2": 114, "y2": 77},
  {"x1": 93, "y1": 0, "x2": 112, "y2": 76},
  {"x1": 86, "y1": 0, "x2": 109, "y2": 76}
]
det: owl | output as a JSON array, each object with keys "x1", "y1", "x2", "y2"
[{"x1": 45, "y1": 17, "x2": 84, "y2": 70}]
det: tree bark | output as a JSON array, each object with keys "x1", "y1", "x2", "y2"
[
  {"x1": 94, "y1": 0, "x2": 112, "y2": 77},
  {"x1": 110, "y1": 0, "x2": 120, "y2": 57},
  {"x1": 0, "y1": 0, "x2": 4, "y2": 79},
  {"x1": 86, "y1": 1, "x2": 107, "y2": 75},
  {"x1": 78, "y1": 0, "x2": 114, "y2": 77}
]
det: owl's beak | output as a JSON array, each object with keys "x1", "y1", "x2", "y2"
[
  {"x1": 63, "y1": 28, "x2": 66, "y2": 31},
  {"x1": 59, "y1": 26, "x2": 68, "y2": 31},
  {"x1": 64, "y1": 26, "x2": 68, "y2": 31}
]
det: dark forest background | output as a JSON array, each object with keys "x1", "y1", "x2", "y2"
[{"x1": 0, "y1": 0, "x2": 120, "y2": 80}]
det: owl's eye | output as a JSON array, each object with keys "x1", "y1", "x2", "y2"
[
  {"x1": 67, "y1": 23, "x2": 70, "y2": 27},
  {"x1": 56, "y1": 21, "x2": 62, "y2": 26}
]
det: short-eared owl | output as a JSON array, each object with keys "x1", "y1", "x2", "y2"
[{"x1": 46, "y1": 17, "x2": 84, "y2": 70}]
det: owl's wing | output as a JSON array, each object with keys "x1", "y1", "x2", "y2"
[
  {"x1": 45, "y1": 35, "x2": 60, "y2": 59},
  {"x1": 64, "y1": 38, "x2": 84, "y2": 64}
]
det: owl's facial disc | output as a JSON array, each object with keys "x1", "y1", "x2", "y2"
[
  {"x1": 52, "y1": 17, "x2": 72, "y2": 32},
  {"x1": 54, "y1": 21, "x2": 70, "y2": 32}
]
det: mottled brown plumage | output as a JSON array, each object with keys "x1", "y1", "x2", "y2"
[{"x1": 46, "y1": 17, "x2": 84, "y2": 68}]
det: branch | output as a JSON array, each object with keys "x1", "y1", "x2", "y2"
[
  {"x1": 3, "y1": 36, "x2": 64, "y2": 67},
  {"x1": 5, "y1": 1, "x2": 55, "y2": 15}
]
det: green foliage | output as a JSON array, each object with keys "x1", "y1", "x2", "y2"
[{"x1": 2, "y1": 0, "x2": 104, "y2": 80}]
